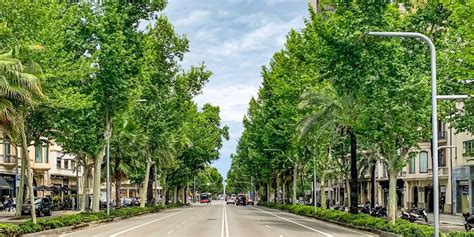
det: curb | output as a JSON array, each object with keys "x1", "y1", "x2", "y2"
[
  {"x1": 21, "y1": 211, "x2": 161, "y2": 237},
  {"x1": 257, "y1": 206, "x2": 402, "y2": 237}
]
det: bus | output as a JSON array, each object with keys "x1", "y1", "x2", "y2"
[{"x1": 199, "y1": 193, "x2": 211, "y2": 204}]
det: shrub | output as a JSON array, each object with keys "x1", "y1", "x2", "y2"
[
  {"x1": 0, "y1": 203, "x2": 182, "y2": 236},
  {"x1": 447, "y1": 233, "x2": 474, "y2": 237},
  {"x1": 259, "y1": 202, "x2": 438, "y2": 237}
]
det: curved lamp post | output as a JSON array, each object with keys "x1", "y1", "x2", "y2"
[{"x1": 368, "y1": 32, "x2": 470, "y2": 237}]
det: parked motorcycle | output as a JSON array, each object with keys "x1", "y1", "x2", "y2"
[
  {"x1": 371, "y1": 206, "x2": 387, "y2": 217},
  {"x1": 463, "y1": 212, "x2": 474, "y2": 231},
  {"x1": 400, "y1": 207, "x2": 428, "y2": 223},
  {"x1": 359, "y1": 204, "x2": 371, "y2": 214}
]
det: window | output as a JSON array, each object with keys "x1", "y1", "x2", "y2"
[
  {"x1": 383, "y1": 164, "x2": 387, "y2": 178},
  {"x1": 64, "y1": 160, "x2": 69, "y2": 170},
  {"x1": 419, "y1": 151, "x2": 428, "y2": 173},
  {"x1": 35, "y1": 144, "x2": 42, "y2": 163},
  {"x1": 438, "y1": 149, "x2": 446, "y2": 167},
  {"x1": 3, "y1": 142, "x2": 10, "y2": 163},
  {"x1": 44, "y1": 144, "x2": 49, "y2": 163},
  {"x1": 464, "y1": 140, "x2": 474, "y2": 156},
  {"x1": 409, "y1": 156, "x2": 416, "y2": 174},
  {"x1": 57, "y1": 158, "x2": 61, "y2": 169},
  {"x1": 71, "y1": 160, "x2": 75, "y2": 170}
]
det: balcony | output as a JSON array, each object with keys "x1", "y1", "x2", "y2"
[
  {"x1": 427, "y1": 167, "x2": 449, "y2": 176},
  {"x1": 32, "y1": 162, "x2": 50, "y2": 170},
  {"x1": 0, "y1": 155, "x2": 17, "y2": 167}
]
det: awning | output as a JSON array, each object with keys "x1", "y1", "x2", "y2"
[{"x1": 0, "y1": 176, "x2": 12, "y2": 190}]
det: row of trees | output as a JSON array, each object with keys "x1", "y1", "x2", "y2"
[
  {"x1": 0, "y1": 1, "x2": 227, "y2": 223},
  {"x1": 227, "y1": 0, "x2": 472, "y2": 224}
]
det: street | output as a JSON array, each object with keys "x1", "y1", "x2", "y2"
[{"x1": 59, "y1": 201, "x2": 376, "y2": 237}]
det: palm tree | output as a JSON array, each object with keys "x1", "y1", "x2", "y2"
[
  {"x1": 0, "y1": 48, "x2": 43, "y2": 223},
  {"x1": 298, "y1": 84, "x2": 359, "y2": 213}
]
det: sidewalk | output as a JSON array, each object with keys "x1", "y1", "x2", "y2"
[{"x1": 396, "y1": 211, "x2": 464, "y2": 226}]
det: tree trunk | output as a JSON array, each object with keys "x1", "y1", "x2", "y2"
[
  {"x1": 276, "y1": 177, "x2": 280, "y2": 204},
  {"x1": 282, "y1": 182, "x2": 286, "y2": 205},
  {"x1": 115, "y1": 177, "x2": 121, "y2": 205},
  {"x1": 147, "y1": 164, "x2": 154, "y2": 204},
  {"x1": 266, "y1": 182, "x2": 270, "y2": 202},
  {"x1": 370, "y1": 160, "x2": 376, "y2": 209},
  {"x1": 173, "y1": 186, "x2": 178, "y2": 204},
  {"x1": 388, "y1": 168, "x2": 398, "y2": 224},
  {"x1": 320, "y1": 173, "x2": 326, "y2": 210},
  {"x1": 292, "y1": 163, "x2": 297, "y2": 205},
  {"x1": 81, "y1": 164, "x2": 89, "y2": 211},
  {"x1": 20, "y1": 127, "x2": 36, "y2": 223},
  {"x1": 92, "y1": 147, "x2": 105, "y2": 212},
  {"x1": 349, "y1": 129, "x2": 358, "y2": 214},
  {"x1": 154, "y1": 167, "x2": 159, "y2": 205},
  {"x1": 141, "y1": 154, "x2": 151, "y2": 208},
  {"x1": 93, "y1": 115, "x2": 112, "y2": 212},
  {"x1": 15, "y1": 153, "x2": 26, "y2": 217},
  {"x1": 345, "y1": 175, "x2": 351, "y2": 207}
]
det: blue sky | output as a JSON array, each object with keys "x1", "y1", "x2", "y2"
[{"x1": 164, "y1": 0, "x2": 310, "y2": 179}]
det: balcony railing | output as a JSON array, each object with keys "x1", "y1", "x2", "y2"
[{"x1": 0, "y1": 155, "x2": 17, "y2": 167}]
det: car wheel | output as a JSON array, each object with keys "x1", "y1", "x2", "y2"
[{"x1": 465, "y1": 224, "x2": 472, "y2": 231}]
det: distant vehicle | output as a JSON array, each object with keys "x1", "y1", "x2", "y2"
[
  {"x1": 236, "y1": 194, "x2": 247, "y2": 206},
  {"x1": 122, "y1": 198, "x2": 133, "y2": 207},
  {"x1": 131, "y1": 197, "x2": 140, "y2": 206},
  {"x1": 226, "y1": 195, "x2": 236, "y2": 205},
  {"x1": 200, "y1": 193, "x2": 211, "y2": 204},
  {"x1": 22, "y1": 197, "x2": 52, "y2": 216}
]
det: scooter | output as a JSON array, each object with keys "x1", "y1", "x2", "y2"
[
  {"x1": 401, "y1": 207, "x2": 428, "y2": 223},
  {"x1": 371, "y1": 206, "x2": 387, "y2": 217},
  {"x1": 463, "y1": 212, "x2": 474, "y2": 231}
]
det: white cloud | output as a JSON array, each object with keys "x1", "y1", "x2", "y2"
[
  {"x1": 195, "y1": 84, "x2": 259, "y2": 123},
  {"x1": 209, "y1": 17, "x2": 301, "y2": 56},
  {"x1": 174, "y1": 10, "x2": 212, "y2": 27}
]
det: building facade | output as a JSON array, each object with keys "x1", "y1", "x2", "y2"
[{"x1": 355, "y1": 122, "x2": 474, "y2": 214}]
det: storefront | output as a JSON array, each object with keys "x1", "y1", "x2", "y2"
[
  {"x1": 0, "y1": 174, "x2": 15, "y2": 199},
  {"x1": 452, "y1": 165, "x2": 474, "y2": 214}
]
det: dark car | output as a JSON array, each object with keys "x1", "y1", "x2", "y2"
[
  {"x1": 131, "y1": 197, "x2": 140, "y2": 206},
  {"x1": 236, "y1": 194, "x2": 247, "y2": 206},
  {"x1": 22, "y1": 197, "x2": 52, "y2": 216}
]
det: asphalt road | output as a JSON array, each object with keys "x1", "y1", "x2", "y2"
[{"x1": 59, "y1": 201, "x2": 377, "y2": 237}]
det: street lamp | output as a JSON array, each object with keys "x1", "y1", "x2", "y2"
[{"x1": 367, "y1": 31, "x2": 470, "y2": 237}]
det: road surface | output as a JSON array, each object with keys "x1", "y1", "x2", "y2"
[{"x1": 59, "y1": 201, "x2": 376, "y2": 237}]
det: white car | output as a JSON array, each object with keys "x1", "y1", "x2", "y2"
[{"x1": 226, "y1": 196, "x2": 236, "y2": 205}]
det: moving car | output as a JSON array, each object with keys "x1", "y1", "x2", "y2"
[
  {"x1": 22, "y1": 197, "x2": 52, "y2": 216},
  {"x1": 226, "y1": 195, "x2": 236, "y2": 205},
  {"x1": 236, "y1": 194, "x2": 247, "y2": 206}
]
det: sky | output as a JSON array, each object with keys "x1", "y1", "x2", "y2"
[{"x1": 163, "y1": 0, "x2": 310, "y2": 179}]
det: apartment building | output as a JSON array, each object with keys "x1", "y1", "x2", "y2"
[
  {"x1": 0, "y1": 138, "x2": 83, "y2": 200},
  {"x1": 356, "y1": 122, "x2": 474, "y2": 214}
]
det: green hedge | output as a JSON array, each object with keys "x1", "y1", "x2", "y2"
[
  {"x1": 0, "y1": 204, "x2": 185, "y2": 236},
  {"x1": 258, "y1": 202, "x2": 438, "y2": 237}
]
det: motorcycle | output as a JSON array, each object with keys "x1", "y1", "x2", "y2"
[
  {"x1": 371, "y1": 206, "x2": 387, "y2": 217},
  {"x1": 400, "y1": 207, "x2": 428, "y2": 223},
  {"x1": 359, "y1": 204, "x2": 371, "y2": 214},
  {"x1": 463, "y1": 212, "x2": 474, "y2": 231}
]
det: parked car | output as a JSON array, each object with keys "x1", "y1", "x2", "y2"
[
  {"x1": 122, "y1": 198, "x2": 133, "y2": 207},
  {"x1": 226, "y1": 195, "x2": 236, "y2": 205},
  {"x1": 131, "y1": 197, "x2": 140, "y2": 206},
  {"x1": 22, "y1": 197, "x2": 52, "y2": 216},
  {"x1": 236, "y1": 194, "x2": 247, "y2": 206}
]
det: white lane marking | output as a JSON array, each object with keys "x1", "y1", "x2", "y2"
[
  {"x1": 280, "y1": 235, "x2": 283, "y2": 237},
  {"x1": 224, "y1": 204, "x2": 229, "y2": 237},
  {"x1": 221, "y1": 204, "x2": 225, "y2": 237},
  {"x1": 167, "y1": 230, "x2": 174, "y2": 235},
  {"x1": 265, "y1": 225, "x2": 270, "y2": 228},
  {"x1": 255, "y1": 208, "x2": 332, "y2": 237},
  {"x1": 109, "y1": 208, "x2": 193, "y2": 237}
]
